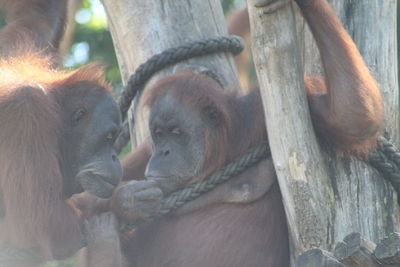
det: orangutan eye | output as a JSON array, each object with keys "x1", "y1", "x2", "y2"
[
  {"x1": 71, "y1": 108, "x2": 86, "y2": 126},
  {"x1": 171, "y1": 127, "x2": 181, "y2": 135},
  {"x1": 106, "y1": 130, "x2": 118, "y2": 141}
]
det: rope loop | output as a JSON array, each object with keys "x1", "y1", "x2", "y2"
[
  {"x1": 114, "y1": 35, "x2": 244, "y2": 153},
  {"x1": 118, "y1": 35, "x2": 243, "y2": 121}
]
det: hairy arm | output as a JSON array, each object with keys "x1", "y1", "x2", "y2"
[
  {"x1": 298, "y1": 0, "x2": 383, "y2": 154},
  {"x1": 77, "y1": 143, "x2": 154, "y2": 267},
  {"x1": 83, "y1": 212, "x2": 126, "y2": 267},
  {"x1": 0, "y1": 87, "x2": 85, "y2": 263},
  {"x1": 1, "y1": 164, "x2": 86, "y2": 263},
  {"x1": 227, "y1": 5, "x2": 253, "y2": 90},
  {"x1": 0, "y1": 0, "x2": 67, "y2": 56},
  {"x1": 122, "y1": 141, "x2": 152, "y2": 181}
]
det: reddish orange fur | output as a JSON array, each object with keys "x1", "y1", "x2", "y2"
[
  {"x1": 0, "y1": 0, "x2": 112, "y2": 264},
  {"x1": 298, "y1": 0, "x2": 383, "y2": 156},
  {"x1": 0, "y1": 53, "x2": 110, "y2": 263},
  {"x1": 0, "y1": 0, "x2": 67, "y2": 58},
  {"x1": 144, "y1": 72, "x2": 266, "y2": 180},
  {"x1": 116, "y1": 72, "x2": 288, "y2": 267},
  {"x1": 121, "y1": 142, "x2": 152, "y2": 181},
  {"x1": 226, "y1": 5, "x2": 254, "y2": 90},
  {"x1": 0, "y1": 53, "x2": 109, "y2": 95}
]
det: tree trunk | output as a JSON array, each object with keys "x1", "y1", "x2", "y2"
[
  {"x1": 101, "y1": 0, "x2": 241, "y2": 146},
  {"x1": 59, "y1": 0, "x2": 81, "y2": 57},
  {"x1": 248, "y1": 0, "x2": 399, "y2": 264}
]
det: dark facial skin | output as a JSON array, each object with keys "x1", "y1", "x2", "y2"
[
  {"x1": 76, "y1": 95, "x2": 123, "y2": 198},
  {"x1": 58, "y1": 82, "x2": 123, "y2": 198},
  {"x1": 146, "y1": 93, "x2": 205, "y2": 194}
]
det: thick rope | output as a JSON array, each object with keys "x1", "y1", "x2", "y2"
[
  {"x1": 114, "y1": 35, "x2": 244, "y2": 153},
  {"x1": 375, "y1": 137, "x2": 400, "y2": 167},
  {"x1": 369, "y1": 137, "x2": 400, "y2": 193},
  {"x1": 121, "y1": 142, "x2": 270, "y2": 232},
  {"x1": 118, "y1": 35, "x2": 243, "y2": 120}
]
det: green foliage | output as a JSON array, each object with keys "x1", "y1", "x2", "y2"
[
  {"x1": 70, "y1": 24, "x2": 121, "y2": 85},
  {"x1": 0, "y1": 9, "x2": 5, "y2": 27},
  {"x1": 222, "y1": 0, "x2": 243, "y2": 14},
  {"x1": 42, "y1": 256, "x2": 77, "y2": 267},
  {"x1": 221, "y1": 0, "x2": 236, "y2": 13},
  {"x1": 120, "y1": 141, "x2": 132, "y2": 158},
  {"x1": 64, "y1": 0, "x2": 121, "y2": 88}
]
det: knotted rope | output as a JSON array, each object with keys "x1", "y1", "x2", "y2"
[
  {"x1": 114, "y1": 35, "x2": 244, "y2": 153},
  {"x1": 369, "y1": 137, "x2": 400, "y2": 196}
]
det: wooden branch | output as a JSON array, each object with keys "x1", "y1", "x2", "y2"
[
  {"x1": 247, "y1": 0, "x2": 333, "y2": 260},
  {"x1": 249, "y1": 0, "x2": 399, "y2": 262},
  {"x1": 374, "y1": 232, "x2": 400, "y2": 265},
  {"x1": 296, "y1": 232, "x2": 400, "y2": 267},
  {"x1": 101, "y1": 0, "x2": 241, "y2": 146},
  {"x1": 59, "y1": 0, "x2": 81, "y2": 57},
  {"x1": 333, "y1": 232, "x2": 380, "y2": 267},
  {"x1": 295, "y1": 248, "x2": 344, "y2": 267}
]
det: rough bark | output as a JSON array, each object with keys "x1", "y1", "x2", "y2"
[
  {"x1": 248, "y1": 0, "x2": 399, "y2": 264},
  {"x1": 248, "y1": 2, "x2": 333, "y2": 262},
  {"x1": 101, "y1": 0, "x2": 241, "y2": 146}
]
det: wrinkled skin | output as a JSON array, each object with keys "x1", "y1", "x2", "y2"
[{"x1": 145, "y1": 92, "x2": 206, "y2": 194}]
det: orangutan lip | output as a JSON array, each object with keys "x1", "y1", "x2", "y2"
[
  {"x1": 146, "y1": 176, "x2": 172, "y2": 180},
  {"x1": 97, "y1": 174, "x2": 119, "y2": 186}
]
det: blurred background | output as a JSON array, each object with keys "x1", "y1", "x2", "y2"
[{"x1": 60, "y1": 0, "x2": 242, "y2": 90}]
